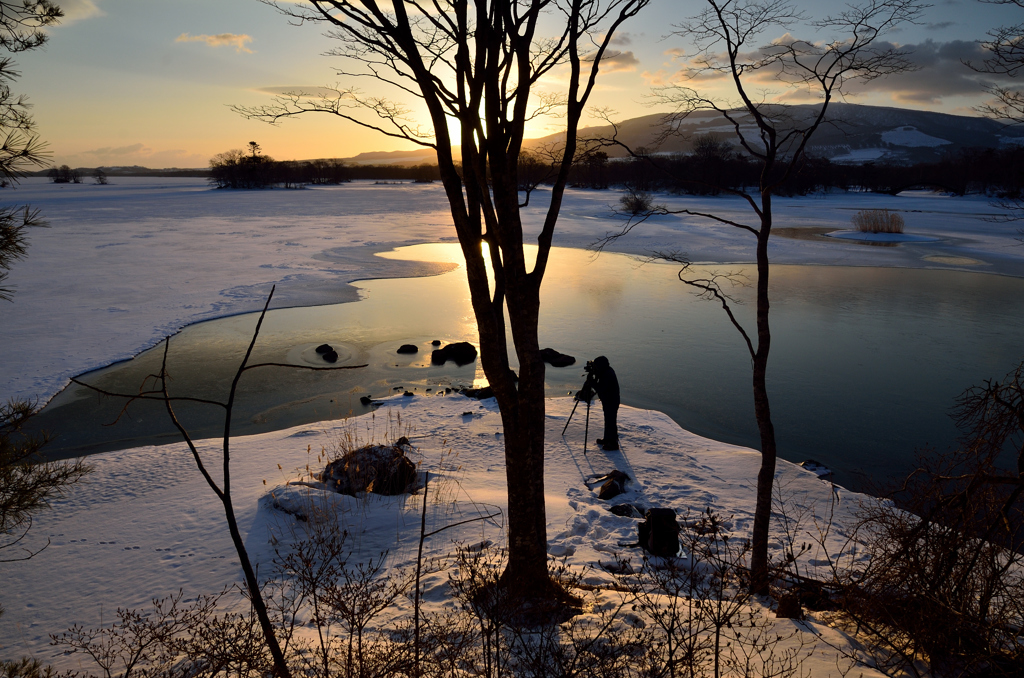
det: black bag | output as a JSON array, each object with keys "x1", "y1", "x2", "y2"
[{"x1": 637, "y1": 508, "x2": 680, "y2": 557}]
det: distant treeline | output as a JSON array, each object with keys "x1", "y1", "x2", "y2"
[
  {"x1": 571, "y1": 144, "x2": 1024, "y2": 197},
  {"x1": 31, "y1": 166, "x2": 208, "y2": 178},
  {"x1": 208, "y1": 146, "x2": 441, "y2": 189},
  {"x1": 33, "y1": 144, "x2": 1024, "y2": 196}
]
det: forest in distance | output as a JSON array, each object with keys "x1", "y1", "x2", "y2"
[{"x1": 38, "y1": 140, "x2": 1024, "y2": 197}]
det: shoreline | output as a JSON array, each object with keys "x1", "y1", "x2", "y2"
[{"x1": 1, "y1": 394, "x2": 876, "y2": 674}]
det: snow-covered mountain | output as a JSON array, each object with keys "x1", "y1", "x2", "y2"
[{"x1": 523, "y1": 103, "x2": 1024, "y2": 165}]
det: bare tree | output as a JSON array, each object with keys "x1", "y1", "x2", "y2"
[
  {"x1": 70, "y1": 287, "x2": 369, "y2": 678},
  {"x1": 967, "y1": 1, "x2": 1024, "y2": 233},
  {"x1": 602, "y1": 0, "x2": 922, "y2": 594},
  {"x1": 238, "y1": 0, "x2": 649, "y2": 601},
  {"x1": 971, "y1": 0, "x2": 1024, "y2": 122}
]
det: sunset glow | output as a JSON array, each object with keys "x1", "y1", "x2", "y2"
[{"x1": 14, "y1": 0, "x2": 1020, "y2": 168}]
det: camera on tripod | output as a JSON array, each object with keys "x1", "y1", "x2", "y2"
[{"x1": 575, "y1": 362, "x2": 596, "y2": 403}]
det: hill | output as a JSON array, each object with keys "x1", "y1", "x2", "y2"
[{"x1": 525, "y1": 103, "x2": 1024, "y2": 165}]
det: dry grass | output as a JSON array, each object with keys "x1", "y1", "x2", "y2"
[{"x1": 851, "y1": 209, "x2": 905, "y2": 234}]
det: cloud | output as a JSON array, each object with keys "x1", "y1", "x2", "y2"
[
  {"x1": 926, "y1": 22, "x2": 955, "y2": 31},
  {"x1": 844, "y1": 39, "x2": 1003, "y2": 103},
  {"x1": 175, "y1": 32, "x2": 254, "y2": 54},
  {"x1": 83, "y1": 143, "x2": 147, "y2": 156},
  {"x1": 58, "y1": 0, "x2": 104, "y2": 24},
  {"x1": 610, "y1": 32, "x2": 634, "y2": 46},
  {"x1": 600, "y1": 50, "x2": 640, "y2": 72},
  {"x1": 650, "y1": 36, "x2": 1013, "y2": 107},
  {"x1": 69, "y1": 143, "x2": 208, "y2": 169}
]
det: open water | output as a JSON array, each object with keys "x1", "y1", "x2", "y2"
[{"x1": 33, "y1": 243, "x2": 1024, "y2": 490}]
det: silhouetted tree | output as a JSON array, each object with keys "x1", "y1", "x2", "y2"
[
  {"x1": 239, "y1": 0, "x2": 649, "y2": 602},
  {"x1": 209, "y1": 146, "x2": 277, "y2": 189},
  {"x1": 0, "y1": 0, "x2": 61, "y2": 301},
  {"x1": 604, "y1": 0, "x2": 922, "y2": 594},
  {"x1": 0, "y1": 4, "x2": 90, "y2": 625},
  {"x1": 971, "y1": 0, "x2": 1024, "y2": 122},
  {"x1": 46, "y1": 164, "x2": 78, "y2": 184}
]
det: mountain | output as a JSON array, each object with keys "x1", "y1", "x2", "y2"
[
  {"x1": 524, "y1": 103, "x2": 1024, "y2": 165},
  {"x1": 340, "y1": 148, "x2": 439, "y2": 166}
]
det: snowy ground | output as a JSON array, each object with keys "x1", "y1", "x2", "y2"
[
  {"x1": 1, "y1": 394, "x2": 882, "y2": 676},
  {"x1": 3, "y1": 178, "x2": 1019, "y2": 674},
  {"x1": 2, "y1": 177, "x2": 1022, "y2": 406}
]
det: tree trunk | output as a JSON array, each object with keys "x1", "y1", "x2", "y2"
[{"x1": 749, "y1": 215, "x2": 777, "y2": 596}]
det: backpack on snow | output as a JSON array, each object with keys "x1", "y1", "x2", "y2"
[{"x1": 637, "y1": 508, "x2": 681, "y2": 557}]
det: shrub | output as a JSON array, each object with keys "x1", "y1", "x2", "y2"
[
  {"x1": 46, "y1": 165, "x2": 81, "y2": 184},
  {"x1": 851, "y1": 209, "x2": 904, "y2": 233},
  {"x1": 822, "y1": 361, "x2": 1024, "y2": 677},
  {"x1": 618, "y1": 188, "x2": 654, "y2": 216}
]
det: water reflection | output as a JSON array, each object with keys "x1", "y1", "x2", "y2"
[{"x1": 34, "y1": 244, "x2": 1024, "y2": 490}]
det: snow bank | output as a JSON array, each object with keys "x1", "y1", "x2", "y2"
[{"x1": 0, "y1": 394, "x2": 878, "y2": 676}]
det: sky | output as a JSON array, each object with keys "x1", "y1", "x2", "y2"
[{"x1": 12, "y1": 0, "x2": 1024, "y2": 168}]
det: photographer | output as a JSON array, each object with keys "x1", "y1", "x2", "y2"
[{"x1": 577, "y1": 356, "x2": 620, "y2": 451}]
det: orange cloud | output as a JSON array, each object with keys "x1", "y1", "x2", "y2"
[
  {"x1": 600, "y1": 50, "x2": 641, "y2": 72},
  {"x1": 176, "y1": 32, "x2": 254, "y2": 54}
]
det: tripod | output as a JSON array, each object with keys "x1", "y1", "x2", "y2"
[{"x1": 562, "y1": 382, "x2": 594, "y2": 455}]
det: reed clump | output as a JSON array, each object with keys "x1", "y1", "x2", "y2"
[{"x1": 851, "y1": 209, "x2": 905, "y2": 233}]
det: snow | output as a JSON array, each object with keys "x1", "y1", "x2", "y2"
[
  {"x1": 2, "y1": 177, "x2": 1019, "y2": 675},
  {"x1": 880, "y1": 126, "x2": 951, "y2": 147},
  {"x1": 828, "y1": 147, "x2": 889, "y2": 163},
  {"x1": 825, "y1": 230, "x2": 940, "y2": 243},
  {"x1": 0, "y1": 394, "x2": 883, "y2": 676},
  {"x1": 3, "y1": 177, "x2": 1022, "y2": 407}
]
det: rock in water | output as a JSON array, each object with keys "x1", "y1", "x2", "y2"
[
  {"x1": 540, "y1": 347, "x2": 576, "y2": 367},
  {"x1": 319, "y1": 442, "x2": 417, "y2": 496},
  {"x1": 323, "y1": 350, "x2": 339, "y2": 363},
  {"x1": 460, "y1": 386, "x2": 494, "y2": 400},
  {"x1": 431, "y1": 341, "x2": 478, "y2": 366},
  {"x1": 315, "y1": 343, "x2": 333, "y2": 354},
  {"x1": 397, "y1": 344, "x2": 418, "y2": 354}
]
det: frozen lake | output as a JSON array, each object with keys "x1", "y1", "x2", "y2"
[
  {"x1": 32, "y1": 243, "x2": 1024, "y2": 490},
  {"x1": 4, "y1": 177, "x2": 1024, "y2": 489}
]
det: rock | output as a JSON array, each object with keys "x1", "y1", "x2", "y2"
[
  {"x1": 610, "y1": 503, "x2": 644, "y2": 518},
  {"x1": 460, "y1": 386, "x2": 494, "y2": 400},
  {"x1": 315, "y1": 343, "x2": 333, "y2": 354},
  {"x1": 397, "y1": 344, "x2": 418, "y2": 354},
  {"x1": 359, "y1": 396, "x2": 373, "y2": 406},
  {"x1": 431, "y1": 339, "x2": 442, "y2": 346},
  {"x1": 431, "y1": 342, "x2": 478, "y2": 366},
  {"x1": 319, "y1": 442, "x2": 417, "y2": 496},
  {"x1": 403, "y1": 391, "x2": 414, "y2": 397},
  {"x1": 595, "y1": 470, "x2": 630, "y2": 500},
  {"x1": 323, "y1": 350, "x2": 339, "y2": 363},
  {"x1": 540, "y1": 347, "x2": 576, "y2": 368}
]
